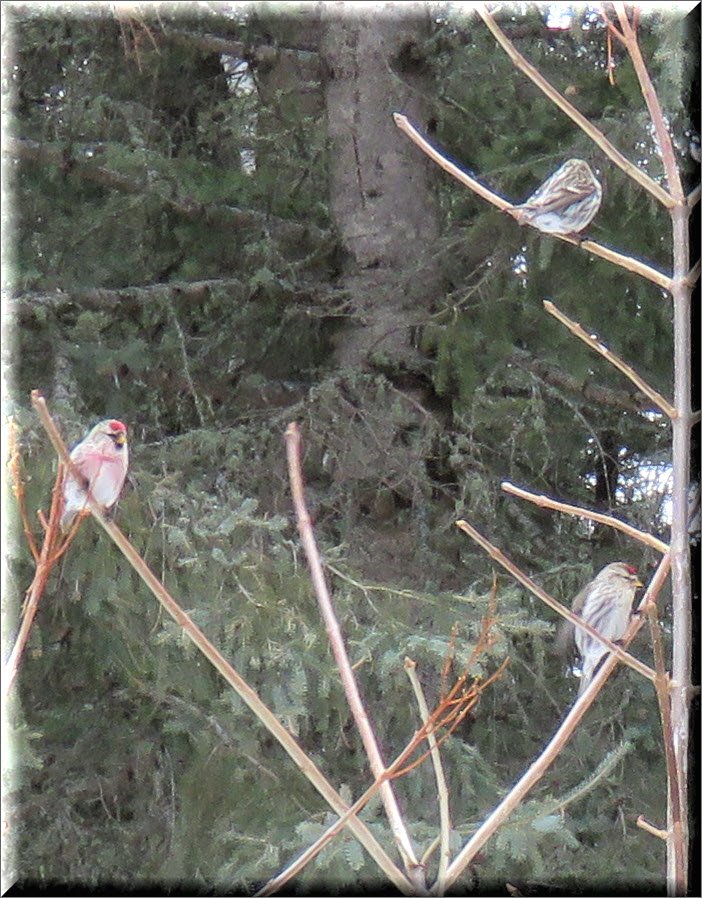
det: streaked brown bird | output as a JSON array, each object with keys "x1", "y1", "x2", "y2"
[
  {"x1": 557, "y1": 562, "x2": 643, "y2": 695},
  {"x1": 508, "y1": 158, "x2": 602, "y2": 236}
]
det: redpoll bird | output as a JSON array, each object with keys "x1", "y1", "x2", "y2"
[
  {"x1": 557, "y1": 562, "x2": 643, "y2": 695},
  {"x1": 60, "y1": 419, "x2": 129, "y2": 533},
  {"x1": 508, "y1": 159, "x2": 602, "y2": 236}
]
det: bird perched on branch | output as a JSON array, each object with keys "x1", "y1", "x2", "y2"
[
  {"x1": 557, "y1": 562, "x2": 643, "y2": 695},
  {"x1": 60, "y1": 419, "x2": 129, "y2": 533},
  {"x1": 508, "y1": 158, "x2": 602, "y2": 236}
]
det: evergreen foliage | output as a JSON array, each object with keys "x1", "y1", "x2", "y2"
[{"x1": 5, "y1": 4, "x2": 693, "y2": 893}]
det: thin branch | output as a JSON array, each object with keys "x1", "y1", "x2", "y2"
[
  {"x1": 166, "y1": 301, "x2": 207, "y2": 427},
  {"x1": 257, "y1": 651, "x2": 507, "y2": 896},
  {"x1": 543, "y1": 300, "x2": 677, "y2": 419},
  {"x1": 405, "y1": 657, "x2": 452, "y2": 894},
  {"x1": 284, "y1": 422, "x2": 424, "y2": 889},
  {"x1": 645, "y1": 600, "x2": 685, "y2": 866},
  {"x1": 255, "y1": 706, "x2": 441, "y2": 896},
  {"x1": 28, "y1": 392, "x2": 414, "y2": 897},
  {"x1": 476, "y1": 5, "x2": 675, "y2": 208},
  {"x1": 610, "y1": 3, "x2": 697, "y2": 890},
  {"x1": 392, "y1": 115, "x2": 673, "y2": 292},
  {"x1": 612, "y1": 4, "x2": 684, "y2": 203},
  {"x1": 8, "y1": 421, "x2": 40, "y2": 563},
  {"x1": 454, "y1": 519, "x2": 657, "y2": 684},
  {"x1": 12, "y1": 278, "x2": 245, "y2": 317},
  {"x1": 509, "y1": 345, "x2": 653, "y2": 414},
  {"x1": 441, "y1": 554, "x2": 672, "y2": 890},
  {"x1": 684, "y1": 258, "x2": 700, "y2": 288},
  {"x1": 500, "y1": 481, "x2": 670, "y2": 555},
  {"x1": 3, "y1": 465, "x2": 66, "y2": 697},
  {"x1": 637, "y1": 816, "x2": 669, "y2": 841}
]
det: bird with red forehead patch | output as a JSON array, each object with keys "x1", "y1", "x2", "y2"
[
  {"x1": 60, "y1": 419, "x2": 129, "y2": 533},
  {"x1": 556, "y1": 562, "x2": 643, "y2": 695}
]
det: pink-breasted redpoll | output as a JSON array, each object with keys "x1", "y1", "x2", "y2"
[
  {"x1": 508, "y1": 159, "x2": 602, "y2": 236},
  {"x1": 557, "y1": 562, "x2": 643, "y2": 695},
  {"x1": 60, "y1": 419, "x2": 129, "y2": 533}
]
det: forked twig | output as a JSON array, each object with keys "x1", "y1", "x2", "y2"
[
  {"x1": 454, "y1": 520, "x2": 657, "y2": 685},
  {"x1": 258, "y1": 641, "x2": 507, "y2": 896},
  {"x1": 543, "y1": 300, "x2": 677, "y2": 420},
  {"x1": 612, "y1": 4, "x2": 684, "y2": 203},
  {"x1": 392, "y1": 114, "x2": 672, "y2": 292},
  {"x1": 500, "y1": 481, "x2": 669, "y2": 554},
  {"x1": 4, "y1": 463, "x2": 66, "y2": 696}
]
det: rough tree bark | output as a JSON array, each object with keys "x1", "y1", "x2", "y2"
[{"x1": 320, "y1": 6, "x2": 442, "y2": 371}]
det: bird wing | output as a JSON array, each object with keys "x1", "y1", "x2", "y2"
[{"x1": 554, "y1": 581, "x2": 589, "y2": 654}]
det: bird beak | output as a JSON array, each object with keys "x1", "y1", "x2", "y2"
[
  {"x1": 634, "y1": 578, "x2": 644, "y2": 589},
  {"x1": 113, "y1": 432, "x2": 127, "y2": 446}
]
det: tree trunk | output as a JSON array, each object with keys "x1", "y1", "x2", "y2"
[{"x1": 321, "y1": 7, "x2": 442, "y2": 371}]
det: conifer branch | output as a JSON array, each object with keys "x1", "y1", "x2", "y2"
[
  {"x1": 441, "y1": 554, "x2": 671, "y2": 890},
  {"x1": 392, "y1": 115, "x2": 673, "y2": 292},
  {"x1": 4, "y1": 137, "x2": 330, "y2": 244},
  {"x1": 29, "y1": 393, "x2": 415, "y2": 897},
  {"x1": 500, "y1": 481, "x2": 669, "y2": 554},
  {"x1": 543, "y1": 300, "x2": 677, "y2": 419}
]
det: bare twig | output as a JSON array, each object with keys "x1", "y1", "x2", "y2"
[
  {"x1": 405, "y1": 657, "x2": 452, "y2": 894},
  {"x1": 543, "y1": 300, "x2": 677, "y2": 420},
  {"x1": 613, "y1": 4, "x2": 683, "y2": 203},
  {"x1": 476, "y1": 5, "x2": 675, "y2": 208},
  {"x1": 610, "y1": 4, "x2": 694, "y2": 890},
  {"x1": 392, "y1": 114, "x2": 673, "y2": 292},
  {"x1": 441, "y1": 554, "x2": 671, "y2": 890},
  {"x1": 29, "y1": 392, "x2": 414, "y2": 896},
  {"x1": 255, "y1": 705, "x2": 440, "y2": 896},
  {"x1": 500, "y1": 481, "x2": 669, "y2": 554},
  {"x1": 257, "y1": 646, "x2": 507, "y2": 895},
  {"x1": 637, "y1": 815, "x2": 669, "y2": 841},
  {"x1": 256, "y1": 703, "x2": 437, "y2": 896},
  {"x1": 166, "y1": 301, "x2": 207, "y2": 427},
  {"x1": 284, "y1": 422, "x2": 424, "y2": 889},
  {"x1": 645, "y1": 601, "x2": 685, "y2": 866},
  {"x1": 3, "y1": 465, "x2": 66, "y2": 696},
  {"x1": 684, "y1": 259, "x2": 700, "y2": 287},
  {"x1": 454, "y1": 520, "x2": 657, "y2": 685},
  {"x1": 8, "y1": 422, "x2": 40, "y2": 562}
]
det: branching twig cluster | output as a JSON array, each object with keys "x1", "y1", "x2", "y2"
[{"x1": 393, "y1": 5, "x2": 694, "y2": 894}]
